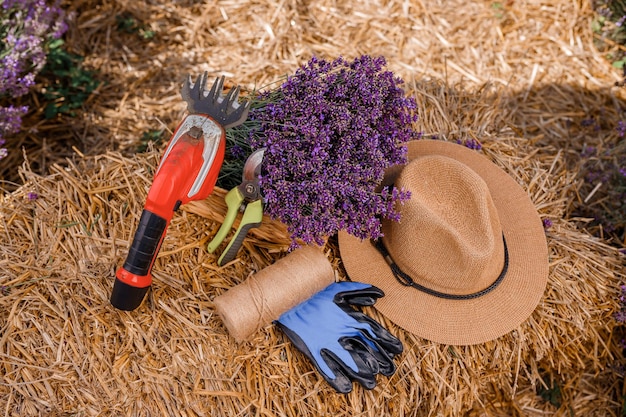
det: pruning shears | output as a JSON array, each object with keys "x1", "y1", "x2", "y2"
[{"x1": 208, "y1": 148, "x2": 265, "y2": 266}]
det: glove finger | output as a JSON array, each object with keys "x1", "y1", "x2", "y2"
[
  {"x1": 338, "y1": 336, "x2": 381, "y2": 375},
  {"x1": 341, "y1": 334, "x2": 397, "y2": 377},
  {"x1": 318, "y1": 352, "x2": 356, "y2": 393},
  {"x1": 351, "y1": 312, "x2": 404, "y2": 356},
  {"x1": 275, "y1": 321, "x2": 362, "y2": 394},
  {"x1": 275, "y1": 321, "x2": 342, "y2": 386},
  {"x1": 334, "y1": 285, "x2": 385, "y2": 307},
  {"x1": 321, "y1": 348, "x2": 378, "y2": 391}
]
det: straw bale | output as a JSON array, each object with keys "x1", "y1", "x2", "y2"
[
  {"x1": 2, "y1": 0, "x2": 626, "y2": 415},
  {"x1": 1, "y1": 96, "x2": 624, "y2": 416}
]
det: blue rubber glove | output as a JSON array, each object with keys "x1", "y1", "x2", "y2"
[{"x1": 275, "y1": 281, "x2": 403, "y2": 393}]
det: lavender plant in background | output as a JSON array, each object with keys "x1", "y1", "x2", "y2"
[
  {"x1": 455, "y1": 137, "x2": 482, "y2": 150},
  {"x1": 576, "y1": 118, "x2": 626, "y2": 246},
  {"x1": 242, "y1": 55, "x2": 418, "y2": 247},
  {"x1": 0, "y1": 0, "x2": 68, "y2": 158},
  {"x1": 615, "y1": 285, "x2": 626, "y2": 323},
  {"x1": 542, "y1": 218, "x2": 553, "y2": 229}
]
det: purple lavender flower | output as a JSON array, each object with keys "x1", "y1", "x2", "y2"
[
  {"x1": 0, "y1": 105, "x2": 28, "y2": 137},
  {"x1": 581, "y1": 118, "x2": 596, "y2": 127},
  {"x1": 455, "y1": 138, "x2": 482, "y2": 150},
  {"x1": 542, "y1": 218, "x2": 553, "y2": 229},
  {"x1": 1, "y1": 0, "x2": 67, "y2": 97},
  {"x1": 581, "y1": 145, "x2": 596, "y2": 158},
  {"x1": 0, "y1": 105, "x2": 27, "y2": 158},
  {"x1": 230, "y1": 144, "x2": 245, "y2": 159},
  {"x1": 618, "y1": 120, "x2": 626, "y2": 137},
  {"x1": 615, "y1": 285, "x2": 626, "y2": 323},
  {"x1": 0, "y1": 0, "x2": 68, "y2": 154},
  {"x1": 247, "y1": 55, "x2": 418, "y2": 247}
]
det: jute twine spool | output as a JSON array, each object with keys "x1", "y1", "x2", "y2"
[{"x1": 213, "y1": 246, "x2": 336, "y2": 341}]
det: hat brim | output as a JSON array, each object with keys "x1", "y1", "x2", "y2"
[{"x1": 338, "y1": 140, "x2": 549, "y2": 345}]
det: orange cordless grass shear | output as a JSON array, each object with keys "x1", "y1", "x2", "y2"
[{"x1": 110, "y1": 73, "x2": 250, "y2": 311}]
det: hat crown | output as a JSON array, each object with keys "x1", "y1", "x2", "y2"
[{"x1": 382, "y1": 155, "x2": 505, "y2": 296}]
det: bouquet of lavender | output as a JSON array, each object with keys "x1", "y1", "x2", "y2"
[
  {"x1": 224, "y1": 55, "x2": 417, "y2": 248},
  {"x1": 0, "y1": 0, "x2": 68, "y2": 158}
]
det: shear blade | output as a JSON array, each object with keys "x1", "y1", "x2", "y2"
[{"x1": 181, "y1": 72, "x2": 250, "y2": 129}]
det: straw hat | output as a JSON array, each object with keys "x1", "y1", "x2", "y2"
[{"x1": 338, "y1": 140, "x2": 549, "y2": 345}]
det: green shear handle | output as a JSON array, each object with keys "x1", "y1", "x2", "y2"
[
  {"x1": 208, "y1": 148, "x2": 265, "y2": 266},
  {"x1": 208, "y1": 188, "x2": 263, "y2": 266}
]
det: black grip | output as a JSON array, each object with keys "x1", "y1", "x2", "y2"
[
  {"x1": 110, "y1": 279, "x2": 150, "y2": 311},
  {"x1": 123, "y1": 210, "x2": 168, "y2": 276},
  {"x1": 218, "y1": 221, "x2": 261, "y2": 266}
]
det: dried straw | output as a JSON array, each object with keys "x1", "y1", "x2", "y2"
[
  {"x1": 1, "y1": 83, "x2": 623, "y2": 416},
  {"x1": 2, "y1": 0, "x2": 626, "y2": 415}
]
